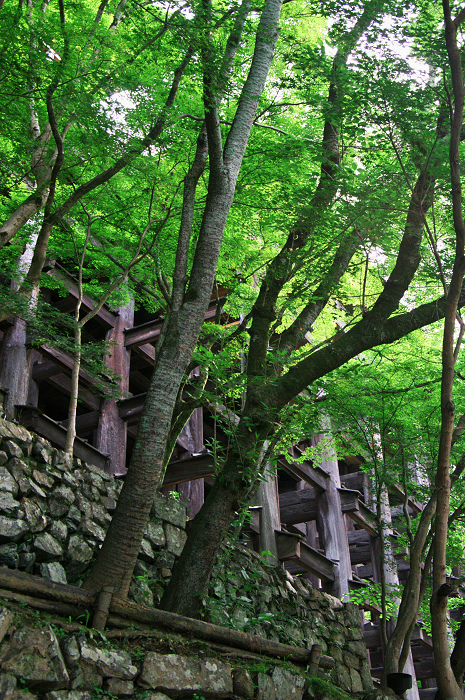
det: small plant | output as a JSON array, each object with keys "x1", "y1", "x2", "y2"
[{"x1": 168, "y1": 490, "x2": 181, "y2": 502}]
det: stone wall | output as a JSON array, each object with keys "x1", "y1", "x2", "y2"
[
  {"x1": 0, "y1": 418, "x2": 186, "y2": 605},
  {"x1": 0, "y1": 417, "x2": 373, "y2": 697},
  {"x1": 0, "y1": 605, "x2": 359, "y2": 700}
]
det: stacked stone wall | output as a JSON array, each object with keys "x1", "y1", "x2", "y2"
[{"x1": 0, "y1": 417, "x2": 373, "y2": 698}]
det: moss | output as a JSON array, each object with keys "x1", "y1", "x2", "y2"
[{"x1": 307, "y1": 676, "x2": 353, "y2": 700}]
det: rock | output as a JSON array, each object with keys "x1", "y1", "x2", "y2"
[
  {"x1": 0, "y1": 516, "x2": 29, "y2": 542},
  {"x1": 32, "y1": 438, "x2": 53, "y2": 463},
  {"x1": 68, "y1": 535, "x2": 93, "y2": 563},
  {"x1": 67, "y1": 504, "x2": 82, "y2": 523},
  {"x1": 350, "y1": 667, "x2": 364, "y2": 693},
  {"x1": 0, "y1": 607, "x2": 15, "y2": 643},
  {"x1": 140, "y1": 653, "x2": 233, "y2": 697},
  {"x1": 163, "y1": 523, "x2": 187, "y2": 556},
  {"x1": 146, "y1": 520, "x2": 166, "y2": 548},
  {"x1": 81, "y1": 518, "x2": 105, "y2": 542},
  {"x1": 0, "y1": 542, "x2": 18, "y2": 567},
  {"x1": 141, "y1": 694, "x2": 172, "y2": 700},
  {"x1": 45, "y1": 693, "x2": 92, "y2": 700},
  {"x1": 75, "y1": 494, "x2": 92, "y2": 518},
  {"x1": 233, "y1": 667, "x2": 255, "y2": 699},
  {"x1": 33, "y1": 532, "x2": 63, "y2": 560},
  {"x1": 90, "y1": 502, "x2": 111, "y2": 525},
  {"x1": 21, "y1": 499, "x2": 48, "y2": 532},
  {"x1": 18, "y1": 551, "x2": 35, "y2": 571},
  {"x1": 0, "y1": 626, "x2": 69, "y2": 689},
  {"x1": 104, "y1": 678, "x2": 135, "y2": 696},
  {"x1": 0, "y1": 467, "x2": 18, "y2": 495},
  {"x1": 271, "y1": 667, "x2": 306, "y2": 700},
  {"x1": 0, "y1": 674, "x2": 18, "y2": 700},
  {"x1": 40, "y1": 561, "x2": 67, "y2": 584},
  {"x1": 62, "y1": 635, "x2": 81, "y2": 667},
  {"x1": 101, "y1": 495, "x2": 117, "y2": 510},
  {"x1": 151, "y1": 494, "x2": 186, "y2": 528},
  {"x1": 257, "y1": 673, "x2": 277, "y2": 700},
  {"x1": 0, "y1": 490, "x2": 19, "y2": 514},
  {"x1": 62, "y1": 471, "x2": 79, "y2": 488},
  {"x1": 139, "y1": 538, "x2": 155, "y2": 562},
  {"x1": 0, "y1": 451, "x2": 8, "y2": 465},
  {"x1": 0, "y1": 419, "x2": 32, "y2": 442},
  {"x1": 49, "y1": 519, "x2": 68, "y2": 542},
  {"x1": 52, "y1": 484, "x2": 75, "y2": 504},
  {"x1": 153, "y1": 550, "x2": 175, "y2": 570},
  {"x1": 3, "y1": 440, "x2": 23, "y2": 459},
  {"x1": 79, "y1": 639, "x2": 138, "y2": 679},
  {"x1": 32, "y1": 469, "x2": 55, "y2": 488}
]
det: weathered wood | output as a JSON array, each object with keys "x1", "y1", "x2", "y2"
[
  {"x1": 108, "y1": 596, "x2": 334, "y2": 667},
  {"x1": 308, "y1": 644, "x2": 322, "y2": 676},
  {"x1": 340, "y1": 472, "x2": 365, "y2": 491},
  {"x1": 278, "y1": 458, "x2": 329, "y2": 492},
  {"x1": 279, "y1": 489, "x2": 317, "y2": 525},
  {"x1": 15, "y1": 406, "x2": 110, "y2": 471},
  {"x1": 92, "y1": 586, "x2": 114, "y2": 631},
  {"x1": 61, "y1": 410, "x2": 101, "y2": 432},
  {"x1": 46, "y1": 373, "x2": 101, "y2": 411},
  {"x1": 338, "y1": 488, "x2": 378, "y2": 536},
  {"x1": 47, "y1": 265, "x2": 117, "y2": 328},
  {"x1": 124, "y1": 305, "x2": 222, "y2": 349},
  {"x1": 0, "y1": 586, "x2": 83, "y2": 618},
  {"x1": 0, "y1": 318, "x2": 32, "y2": 415},
  {"x1": 162, "y1": 454, "x2": 215, "y2": 488},
  {"x1": 313, "y1": 428, "x2": 352, "y2": 598},
  {"x1": 275, "y1": 531, "x2": 335, "y2": 582},
  {"x1": 0, "y1": 567, "x2": 95, "y2": 606}
]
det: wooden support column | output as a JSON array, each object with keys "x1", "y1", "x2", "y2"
[
  {"x1": 0, "y1": 235, "x2": 38, "y2": 416},
  {"x1": 312, "y1": 422, "x2": 352, "y2": 599},
  {"x1": 96, "y1": 301, "x2": 134, "y2": 476},
  {"x1": 255, "y1": 467, "x2": 281, "y2": 565},
  {"x1": 178, "y1": 375, "x2": 206, "y2": 518}
]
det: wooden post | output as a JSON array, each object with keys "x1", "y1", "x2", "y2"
[
  {"x1": 96, "y1": 301, "x2": 134, "y2": 476},
  {"x1": 256, "y1": 468, "x2": 281, "y2": 565},
  {"x1": 312, "y1": 420, "x2": 352, "y2": 599},
  {"x1": 178, "y1": 391, "x2": 206, "y2": 517},
  {"x1": 308, "y1": 643, "x2": 322, "y2": 676},
  {"x1": 92, "y1": 586, "x2": 114, "y2": 631}
]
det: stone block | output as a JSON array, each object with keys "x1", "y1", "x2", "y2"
[
  {"x1": 0, "y1": 490, "x2": 19, "y2": 514},
  {"x1": 79, "y1": 639, "x2": 138, "y2": 679},
  {"x1": 0, "y1": 626, "x2": 69, "y2": 689},
  {"x1": 151, "y1": 494, "x2": 186, "y2": 528},
  {"x1": 0, "y1": 515, "x2": 29, "y2": 542},
  {"x1": 139, "y1": 538, "x2": 155, "y2": 562},
  {"x1": 101, "y1": 495, "x2": 117, "y2": 511},
  {"x1": 49, "y1": 520, "x2": 68, "y2": 542},
  {"x1": 233, "y1": 667, "x2": 255, "y2": 699},
  {"x1": 0, "y1": 467, "x2": 18, "y2": 495},
  {"x1": 32, "y1": 438, "x2": 53, "y2": 464},
  {"x1": 140, "y1": 653, "x2": 233, "y2": 697},
  {"x1": 32, "y1": 469, "x2": 55, "y2": 488},
  {"x1": 154, "y1": 550, "x2": 175, "y2": 570},
  {"x1": 146, "y1": 520, "x2": 166, "y2": 548},
  {"x1": 335, "y1": 665, "x2": 352, "y2": 693},
  {"x1": 272, "y1": 667, "x2": 306, "y2": 700},
  {"x1": 90, "y1": 502, "x2": 111, "y2": 525},
  {"x1": 68, "y1": 534, "x2": 93, "y2": 563},
  {"x1": 0, "y1": 420, "x2": 32, "y2": 442},
  {"x1": 0, "y1": 542, "x2": 18, "y2": 567},
  {"x1": 81, "y1": 518, "x2": 105, "y2": 542},
  {"x1": 40, "y1": 561, "x2": 67, "y2": 584},
  {"x1": 52, "y1": 485, "x2": 75, "y2": 504},
  {"x1": 0, "y1": 607, "x2": 15, "y2": 643},
  {"x1": 21, "y1": 499, "x2": 48, "y2": 532},
  {"x1": 164, "y1": 522, "x2": 187, "y2": 556},
  {"x1": 104, "y1": 678, "x2": 134, "y2": 696},
  {"x1": 3, "y1": 440, "x2": 24, "y2": 459},
  {"x1": 350, "y1": 668, "x2": 364, "y2": 693},
  {"x1": 0, "y1": 674, "x2": 18, "y2": 700},
  {"x1": 0, "y1": 451, "x2": 8, "y2": 465},
  {"x1": 18, "y1": 551, "x2": 35, "y2": 571},
  {"x1": 257, "y1": 673, "x2": 277, "y2": 700},
  {"x1": 33, "y1": 532, "x2": 63, "y2": 560},
  {"x1": 45, "y1": 693, "x2": 92, "y2": 700},
  {"x1": 343, "y1": 651, "x2": 360, "y2": 669}
]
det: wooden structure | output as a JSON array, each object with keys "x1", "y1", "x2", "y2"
[{"x1": 0, "y1": 262, "x2": 443, "y2": 696}]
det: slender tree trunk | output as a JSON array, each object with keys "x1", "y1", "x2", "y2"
[{"x1": 64, "y1": 325, "x2": 81, "y2": 455}]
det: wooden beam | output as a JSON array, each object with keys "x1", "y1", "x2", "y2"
[
  {"x1": 279, "y1": 489, "x2": 317, "y2": 525},
  {"x1": 275, "y1": 530, "x2": 335, "y2": 582},
  {"x1": 162, "y1": 454, "x2": 215, "y2": 488},
  {"x1": 133, "y1": 343, "x2": 156, "y2": 366},
  {"x1": 40, "y1": 346, "x2": 113, "y2": 389},
  {"x1": 340, "y1": 472, "x2": 365, "y2": 491},
  {"x1": 46, "y1": 373, "x2": 101, "y2": 411},
  {"x1": 338, "y1": 488, "x2": 378, "y2": 536},
  {"x1": 124, "y1": 306, "x2": 223, "y2": 349},
  {"x1": 278, "y1": 458, "x2": 329, "y2": 492},
  {"x1": 15, "y1": 405, "x2": 109, "y2": 471},
  {"x1": 61, "y1": 410, "x2": 101, "y2": 432},
  {"x1": 47, "y1": 266, "x2": 117, "y2": 328}
]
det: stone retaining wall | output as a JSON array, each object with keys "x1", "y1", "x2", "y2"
[{"x1": 0, "y1": 417, "x2": 373, "y2": 697}]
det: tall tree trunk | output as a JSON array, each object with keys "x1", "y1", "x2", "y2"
[
  {"x1": 83, "y1": 0, "x2": 283, "y2": 599},
  {"x1": 430, "y1": 5, "x2": 465, "y2": 700}
]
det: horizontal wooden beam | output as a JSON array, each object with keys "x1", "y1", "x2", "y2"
[
  {"x1": 118, "y1": 393, "x2": 145, "y2": 420},
  {"x1": 15, "y1": 405, "x2": 109, "y2": 472},
  {"x1": 46, "y1": 373, "x2": 101, "y2": 411},
  {"x1": 275, "y1": 530, "x2": 335, "y2": 582},
  {"x1": 162, "y1": 454, "x2": 215, "y2": 488},
  {"x1": 278, "y1": 458, "x2": 328, "y2": 492},
  {"x1": 279, "y1": 489, "x2": 317, "y2": 525},
  {"x1": 47, "y1": 266, "x2": 117, "y2": 328},
  {"x1": 338, "y1": 488, "x2": 378, "y2": 536}
]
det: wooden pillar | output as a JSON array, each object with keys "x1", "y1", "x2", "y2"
[
  {"x1": 178, "y1": 386, "x2": 206, "y2": 517},
  {"x1": 96, "y1": 300, "x2": 133, "y2": 476},
  {"x1": 0, "y1": 235, "x2": 38, "y2": 416},
  {"x1": 312, "y1": 422, "x2": 352, "y2": 599},
  {"x1": 255, "y1": 468, "x2": 281, "y2": 565}
]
